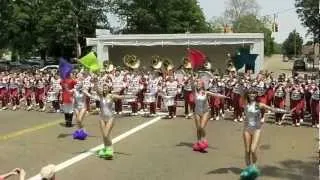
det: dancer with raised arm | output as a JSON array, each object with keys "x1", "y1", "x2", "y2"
[
  {"x1": 84, "y1": 83, "x2": 123, "y2": 159},
  {"x1": 192, "y1": 79, "x2": 229, "y2": 152},
  {"x1": 240, "y1": 88, "x2": 293, "y2": 180}
]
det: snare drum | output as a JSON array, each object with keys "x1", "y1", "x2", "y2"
[
  {"x1": 144, "y1": 93, "x2": 156, "y2": 104},
  {"x1": 124, "y1": 93, "x2": 137, "y2": 103},
  {"x1": 47, "y1": 91, "x2": 57, "y2": 102},
  {"x1": 163, "y1": 96, "x2": 174, "y2": 106}
]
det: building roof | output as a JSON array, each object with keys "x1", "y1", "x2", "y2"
[{"x1": 86, "y1": 33, "x2": 264, "y2": 47}]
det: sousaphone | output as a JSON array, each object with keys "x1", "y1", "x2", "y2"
[
  {"x1": 152, "y1": 55, "x2": 163, "y2": 69},
  {"x1": 163, "y1": 57, "x2": 174, "y2": 71},
  {"x1": 123, "y1": 54, "x2": 140, "y2": 69}
]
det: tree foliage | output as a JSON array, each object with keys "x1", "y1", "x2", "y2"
[
  {"x1": 232, "y1": 15, "x2": 275, "y2": 56},
  {"x1": 282, "y1": 30, "x2": 304, "y2": 57},
  {"x1": 295, "y1": 0, "x2": 320, "y2": 43},
  {"x1": 112, "y1": 0, "x2": 210, "y2": 33},
  {"x1": 0, "y1": 0, "x2": 110, "y2": 59},
  {"x1": 224, "y1": 0, "x2": 260, "y2": 22}
]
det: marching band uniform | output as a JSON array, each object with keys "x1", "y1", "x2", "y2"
[
  {"x1": 273, "y1": 83, "x2": 286, "y2": 123},
  {"x1": 112, "y1": 72, "x2": 124, "y2": 114},
  {"x1": 61, "y1": 77, "x2": 77, "y2": 127},
  {"x1": 310, "y1": 83, "x2": 319, "y2": 127},
  {"x1": 51, "y1": 75, "x2": 61, "y2": 112},
  {"x1": 137, "y1": 76, "x2": 147, "y2": 111},
  {"x1": 290, "y1": 84, "x2": 305, "y2": 126},
  {"x1": 35, "y1": 77, "x2": 46, "y2": 111},
  {"x1": 83, "y1": 74, "x2": 92, "y2": 112},
  {"x1": 127, "y1": 74, "x2": 140, "y2": 115},
  {"x1": 183, "y1": 77, "x2": 194, "y2": 118},
  {"x1": 8, "y1": 77, "x2": 20, "y2": 110},
  {"x1": 304, "y1": 80, "x2": 312, "y2": 114},
  {"x1": 165, "y1": 77, "x2": 178, "y2": 118},
  {"x1": 23, "y1": 77, "x2": 33, "y2": 111},
  {"x1": 232, "y1": 80, "x2": 245, "y2": 122},
  {"x1": 256, "y1": 81, "x2": 267, "y2": 119},
  {"x1": 156, "y1": 77, "x2": 163, "y2": 110},
  {"x1": 224, "y1": 77, "x2": 233, "y2": 111},
  {"x1": 209, "y1": 79, "x2": 225, "y2": 120},
  {"x1": 147, "y1": 77, "x2": 158, "y2": 115},
  {"x1": 0, "y1": 76, "x2": 8, "y2": 109}
]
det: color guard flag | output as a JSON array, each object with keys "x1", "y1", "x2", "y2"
[
  {"x1": 187, "y1": 48, "x2": 206, "y2": 70},
  {"x1": 59, "y1": 57, "x2": 73, "y2": 79},
  {"x1": 79, "y1": 52, "x2": 102, "y2": 72}
]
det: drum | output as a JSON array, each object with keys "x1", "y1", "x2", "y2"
[
  {"x1": 144, "y1": 93, "x2": 156, "y2": 104},
  {"x1": 163, "y1": 96, "x2": 174, "y2": 106},
  {"x1": 198, "y1": 71, "x2": 214, "y2": 90},
  {"x1": 47, "y1": 91, "x2": 57, "y2": 102},
  {"x1": 124, "y1": 93, "x2": 136, "y2": 103}
]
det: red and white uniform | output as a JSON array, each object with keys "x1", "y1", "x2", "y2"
[
  {"x1": 290, "y1": 84, "x2": 305, "y2": 125},
  {"x1": 165, "y1": 79, "x2": 178, "y2": 118},
  {"x1": 0, "y1": 76, "x2": 8, "y2": 108},
  {"x1": 309, "y1": 84, "x2": 319, "y2": 126}
]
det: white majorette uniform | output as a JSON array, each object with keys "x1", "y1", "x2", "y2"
[
  {"x1": 194, "y1": 90, "x2": 209, "y2": 115},
  {"x1": 164, "y1": 79, "x2": 178, "y2": 118},
  {"x1": 244, "y1": 102, "x2": 262, "y2": 134},
  {"x1": 74, "y1": 83, "x2": 86, "y2": 112}
]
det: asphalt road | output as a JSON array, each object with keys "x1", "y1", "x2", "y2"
[
  {"x1": 0, "y1": 110, "x2": 317, "y2": 180},
  {"x1": 0, "y1": 55, "x2": 318, "y2": 180}
]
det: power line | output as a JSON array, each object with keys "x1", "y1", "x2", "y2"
[{"x1": 263, "y1": 7, "x2": 296, "y2": 17}]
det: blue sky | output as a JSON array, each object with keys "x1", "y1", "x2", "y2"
[
  {"x1": 198, "y1": 0, "x2": 310, "y2": 43},
  {"x1": 108, "y1": 0, "x2": 310, "y2": 44}
]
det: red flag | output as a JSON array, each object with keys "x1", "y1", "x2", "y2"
[{"x1": 187, "y1": 49, "x2": 206, "y2": 70}]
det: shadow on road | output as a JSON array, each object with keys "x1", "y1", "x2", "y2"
[{"x1": 207, "y1": 159, "x2": 317, "y2": 180}]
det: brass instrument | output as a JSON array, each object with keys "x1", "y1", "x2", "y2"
[
  {"x1": 204, "y1": 61, "x2": 212, "y2": 70},
  {"x1": 123, "y1": 54, "x2": 140, "y2": 69},
  {"x1": 104, "y1": 62, "x2": 114, "y2": 73},
  {"x1": 163, "y1": 57, "x2": 174, "y2": 71},
  {"x1": 183, "y1": 57, "x2": 192, "y2": 69},
  {"x1": 152, "y1": 55, "x2": 163, "y2": 69}
]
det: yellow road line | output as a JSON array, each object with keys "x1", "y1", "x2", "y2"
[{"x1": 0, "y1": 119, "x2": 63, "y2": 141}]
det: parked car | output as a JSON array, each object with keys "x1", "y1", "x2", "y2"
[
  {"x1": 39, "y1": 65, "x2": 58, "y2": 71},
  {"x1": 293, "y1": 59, "x2": 306, "y2": 71}
]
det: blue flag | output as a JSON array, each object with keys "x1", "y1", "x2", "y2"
[{"x1": 59, "y1": 57, "x2": 73, "y2": 79}]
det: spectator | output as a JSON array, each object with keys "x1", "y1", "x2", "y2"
[
  {"x1": 0, "y1": 168, "x2": 26, "y2": 180},
  {"x1": 40, "y1": 164, "x2": 56, "y2": 180}
]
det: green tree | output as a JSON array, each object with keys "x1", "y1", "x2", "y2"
[
  {"x1": 233, "y1": 15, "x2": 275, "y2": 56},
  {"x1": 112, "y1": 0, "x2": 209, "y2": 33},
  {"x1": 282, "y1": 30, "x2": 304, "y2": 58},
  {"x1": 295, "y1": 0, "x2": 320, "y2": 43},
  {"x1": 224, "y1": 0, "x2": 260, "y2": 22}
]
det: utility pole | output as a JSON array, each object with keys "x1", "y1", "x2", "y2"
[{"x1": 293, "y1": 29, "x2": 297, "y2": 57}]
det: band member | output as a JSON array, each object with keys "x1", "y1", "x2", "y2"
[
  {"x1": 83, "y1": 73, "x2": 92, "y2": 112},
  {"x1": 304, "y1": 78, "x2": 312, "y2": 114},
  {"x1": 289, "y1": 82, "x2": 305, "y2": 126},
  {"x1": 310, "y1": 81, "x2": 319, "y2": 128},
  {"x1": 192, "y1": 79, "x2": 228, "y2": 152},
  {"x1": 183, "y1": 75, "x2": 194, "y2": 118},
  {"x1": 85, "y1": 83, "x2": 124, "y2": 159},
  {"x1": 72, "y1": 82, "x2": 88, "y2": 140},
  {"x1": 35, "y1": 75, "x2": 46, "y2": 111},
  {"x1": 165, "y1": 76, "x2": 178, "y2": 118},
  {"x1": 137, "y1": 74, "x2": 147, "y2": 111},
  {"x1": 112, "y1": 70, "x2": 124, "y2": 114},
  {"x1": 61, "y1": 75, "x2": 77, "y2": 127},
  {"x1": 255, "y1": 81, "x2": 267, "y2": 121},
  {"x1": 127, "y1": 73, "x2": 140, "y2": 115},
  {"x1": 224, "y1": 77, "x2": 233, "y2": 111},
  {"x1": 8, "y1": 76, "x2": 20, "y2": 110},
  {"x1": 0, "y1": 74, "x2": 8, "y2": 110},
  {"x1": 146, "y1": 75, "x2": 158, "y2": 116},
  {"x1": 23, "y1": 76, "x2": 34, "y2": 111},
  {"x1": 273, "y1": 82, "x2": 287, "y2": 125},
  {"x1": 209, "y1": 77, "x2": 225, "y2": 120},
  {"x1": 240, "y1": 88, "x2": 291, "y2": 179},
  {"x1": 232, "y1": 79, "x2": 245, "y2": 122},
  {"x1": 50, "y1": 74, "x2": 61, "y2": 112}
]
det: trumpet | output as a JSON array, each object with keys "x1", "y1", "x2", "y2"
[{"x1": 123, "y1": 54, "x2": 140, "y2": 69}]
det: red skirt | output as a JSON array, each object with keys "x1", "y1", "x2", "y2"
[
  {"x1": 9, "y1": 88, "x2": 18, "y2": 97},
  {"x1": 290, "y1": 99, "x2": 305, "y2": 113},
  {"x1": 274, "y1": 97, "x2": 285, "y2": 108},
  {"x1": 24, "y1": 88, "x2": 32, "y2": 98},
  {"x1": 256, "y1": 95, "x2": 267, "y2": 104}
]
